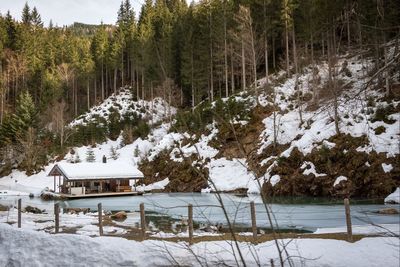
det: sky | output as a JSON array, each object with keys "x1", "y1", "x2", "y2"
[{"x1": 0, "y1": 0, "x2": 144, "y2": 26}]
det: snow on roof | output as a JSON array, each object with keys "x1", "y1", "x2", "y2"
[{"x1": 48, "y1": 162, "x2": 144, "y2": 180}]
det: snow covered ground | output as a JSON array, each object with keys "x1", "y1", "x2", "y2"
[
  {"x1": 385, "y1": 188, "x2": 400, "y2": 204},
  {"x1": 1, "y1": 223, "x2": 399, "y2": 267}
]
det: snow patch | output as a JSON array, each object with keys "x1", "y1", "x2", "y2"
[
  {"x1": 381, "y1": 163, "x2": 393, "y2": 173},
  {"x1": 333, "y1": 176, "x2": 348, "y2": 187},
  {"x1": 301, "y1": 161, "x2": 327, "y2": 177},
  {"x1": 268, "y1": 175, "x2": 280, "y2": 186}
]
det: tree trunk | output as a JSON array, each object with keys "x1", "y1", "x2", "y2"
[
  {"x1": 224, "y1": 4, "x2": 229, "y2": 98},
  {"x1": 346, "y1": 0, "x2": 351, "y2": 48},
  {"x1": 60, "y1": 108, "x2": 64, "y2": 148},
  {"x1": 311, "y1": 32, "x2": 314, "y2": 64},
  {"x1": 151, "y1": 81, "x2": 154, "y2": 111},
  {"x1": 105, "y1": 66, "x2": 108, "y2": 98},
  {"x1": 230, "y1": 43, "x2": 235, "y2": 94},
  {"x1": 136, "y1": 69, "x2": 140, "y2": 100},
  {"x1": 284, "y1": 3, "x2": 290, "y2": 77},
  {"x1": 209, "y1": 11, "x2": 214, "y2": 102},
  {"x1": 121, "y1": 50, "x2": 124, "y2": 86},
  {"x1": 272, "y1": 36, "x2": 276, "y2": 70},
  {"x1": 141, "y1": 69, "x2": 145, "y2": 101},
  {"x1": 292, "y1": 26, "x2": 302, "y2": 125},
  {"x1": 250, "y1": 24, "x2": 257, "y2": 93},
  {"x1": 94, "y1": 78, "x2": 97, "y2": 104},
  {"x1": 101, "y1": 60, "x2": 104, "y2": 100},
  {"x1": 328, "y1": 27, "x2": 340, "y2": 136},
  {"x1": 384, "y1": 42, "x2": 390, "y2": 96},
  {"x1": 241, "y1": 39, "x2": 246, "y2": 91},
  {"x1": 113, "y1": 68, "x2": 117, "y2": 94},
  {"x1": 191, "y1": 49, "x2": 195, "y2": 110},
  {"x1": 265, "y1": 35, "x2": 269, "y2": 88},
  {"x1": 263, "y1": 0, "x2": 269, "y2": 88},
  {"x1": 131, "y1": 60, "x2": 135, "y2": 87},
  {"x1": 74, "y1": 78, "x2": 77, "y2": 117},
  {"x1": 87, "y1": 79, "x2": 90, "y2": 110}
]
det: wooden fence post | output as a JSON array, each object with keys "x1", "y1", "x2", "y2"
[
  {"x1": 98, "y1": 203, "x2": 103, "y2": 236},
  {"x1": 140, "y1": 203, "x2": 146, "y2": 240},
  {"x1": 250, "y1": 201, "x2": 257, "y2": 243},
  {"x1": 188, "y1": 204, "x2": 193, "y2": 245},
  {"x1": 17, "y1": 199, "x2": 21, "y2": 228},
  {"x1": 344, "y1": 198, "x2": 352, "y2": 242},
  {"x1": 54, "y1": 203, "x2": 59, "y2": 234}
]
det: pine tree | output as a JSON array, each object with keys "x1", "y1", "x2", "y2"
[
  {"x1": 4, "y1": 11, "x2": 17, "y2": 49},
  {"x1": 86, "y1": 147, "x2": 96, "y2": 162},
  {"x1": 22, "y1": 2, "x2": 31, "y2": 25},
  {"x1": 0, "y1": 91, "x2": 38, "y2": 144},
  {"x1": 31, "y1": 7, "x2": 43, "y2": 28},
  {"x1": 48, "y1": 19, "x2": 54, "y2": 29}
]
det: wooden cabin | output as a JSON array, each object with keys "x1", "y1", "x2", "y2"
[{"x1": 47, "y1": 161, "x2": 144, "y2": 198}]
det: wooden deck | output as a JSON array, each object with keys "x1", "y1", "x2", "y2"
[{"x1": 59, "y1": 191, "x2": 143, "y2": 199}]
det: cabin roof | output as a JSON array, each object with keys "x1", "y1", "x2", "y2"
[{"x1": 48, "y1": 161, "x2": 144, "y2": 181}]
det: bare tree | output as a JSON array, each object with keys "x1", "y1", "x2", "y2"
[
  {"x1": 17, "y1": 127, "x2": 40, "y2": 175},
  {"x1": 233, "y1": 5, "x2": 257, "y2": 93},
  {"x1": 282, "y1": 0, "x2": 292, "y2": 77},
  {"x1": 51, "y1": 100, "x2": 68, "y2": 148}
]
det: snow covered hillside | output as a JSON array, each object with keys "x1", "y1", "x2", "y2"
[
  {"x1": 70, "y1": 87, "x2": 176, "y2": 127},
  {"x1": 137, "y1": 51, "x2": 399, "y2": 198},
  {"x1": 0, "y1": 88, "x2": 177, "y2": 195},
  {"x1": 0, "y1": 51, "x2": 399, "y2": 200}
]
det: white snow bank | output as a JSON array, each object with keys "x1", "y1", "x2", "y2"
[
  {"x1": 385, "y1": 188, "x2": 400, "y2": 204},
  {"x1": 1, "y1": 223, "x2": 399, "y2": 267},
  {"x1": 137, "y1": 178, "x2": 170, "y2": 192},
  {"x1": 207, "y1": 158, "x2": 258, "y2": 192},
  {"x1": 0, "y1": 165, "x2": 56, "y2": 196}
]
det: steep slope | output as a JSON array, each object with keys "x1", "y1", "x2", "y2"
[
  {"x1": 0, "y1": 51, "x2": 399, "y2": 199},
  {"x1": 139, "y1": 50, "x2": 400, "y2": 198}
]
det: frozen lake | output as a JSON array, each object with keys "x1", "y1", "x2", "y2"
[{"x1": 1, "y1": 193, "x2": 398, "y2": 232}]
